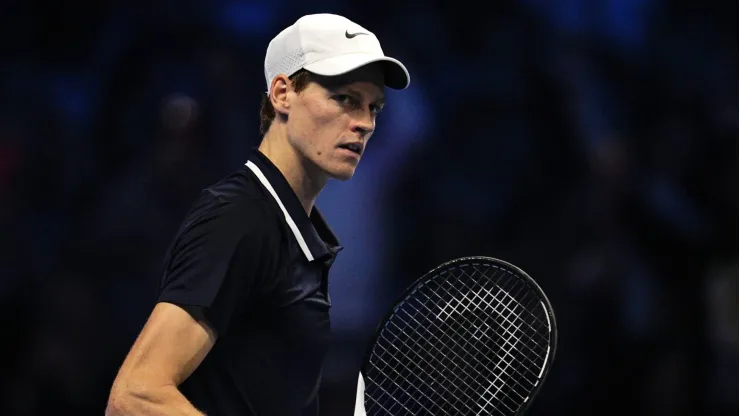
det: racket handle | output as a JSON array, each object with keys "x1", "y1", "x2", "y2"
[{"x1": 354, "y1": 372, "x2": 366, "y2": 416}]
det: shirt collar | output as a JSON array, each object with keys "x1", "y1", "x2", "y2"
[{"x1": 245, "y1": 148, "x2": 343, "y2": 263}]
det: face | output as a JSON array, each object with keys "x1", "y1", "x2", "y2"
[{"x1": 283, "y1": 64, "x2": 385, "y2": 181}]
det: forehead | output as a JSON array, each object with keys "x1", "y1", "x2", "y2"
[{"x1": 312, "y1": 64, "x2": 385, "y2": 97}]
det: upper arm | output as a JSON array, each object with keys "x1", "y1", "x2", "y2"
[
  {"x1": 112, "y1": 198, "x2": 277, "y2": 393},
  {"x1": 112, "y1": 302, "x2": 216, "y2": 391},
  {"x1": 158, "y1": 198, "x2": 277, "y2": 335}
]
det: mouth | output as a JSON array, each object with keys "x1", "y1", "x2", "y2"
[{"x1": 338, "y1": 142, "x2": 363, "y2": 156}]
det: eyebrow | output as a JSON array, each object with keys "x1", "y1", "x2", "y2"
[{"x1": 345, "y1": 87, "x2": 385, "y2": 106}]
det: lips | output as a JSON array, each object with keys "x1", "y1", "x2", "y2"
[{"x1": 338, "y1": 142, "x2": 363, "y2": 155}]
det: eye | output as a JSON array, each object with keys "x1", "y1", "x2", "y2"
[
  {"x1": 333, "y1": 94, "x2": 355, "y2": 106},
  {"x1": 370, "y1": 104, "x2": 384, "y2": 115}
]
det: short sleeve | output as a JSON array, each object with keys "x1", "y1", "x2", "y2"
[{"x1": 157, "y1": 197, "x2": 278, "y2": 335}]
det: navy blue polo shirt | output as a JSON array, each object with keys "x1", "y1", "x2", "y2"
[{"x1": 157, "y1": 148, "x2": 343, "y2": 416}]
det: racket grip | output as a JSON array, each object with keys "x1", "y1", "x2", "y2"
[{"x1": 354, "y1": 372, "x2": 367, "y2": 416}]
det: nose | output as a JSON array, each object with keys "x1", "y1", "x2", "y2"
[{"x1": 350, "y1": 113, "x2": 375, "y2": 138}]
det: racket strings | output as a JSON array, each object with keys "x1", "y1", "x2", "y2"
[
  {"x1": 368, "y1": 309, "x2": 479, "y2": 414},
  {"x1": 430, "y1": 272, "x2": 540, "y2": 414},
  {"x1": 448, "y1": 265, "x2": 550, "y2": 404},
  {"x1": 437, "y1": 271, "x2": 548, "y2": 368},
  {"x1": 470, "y1": 265, "x2": 551, "y2": 343},
  {"x1": 365, "y1": 263, "x2": 552, "y2": 415},
  {"x1": 424, "y1": 279, "x2": 537, "y2": 398},
  {"x1": 372, "y1": 312, "x2": 478, "y2": 413},
  {"x1": 367, "y1": 274, "x2": 511, "y2": 414},
  {"x1": 384, "y1": 298, "x2": 501, "y2": 412}
]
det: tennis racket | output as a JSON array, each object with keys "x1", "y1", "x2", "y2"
[{"x1": 361, "y1": 256, "x2": 557, "y2": 415}]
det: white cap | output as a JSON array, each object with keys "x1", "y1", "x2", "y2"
[{"x1": 264, "y1": 14, "x2": 410, "y2": 94}]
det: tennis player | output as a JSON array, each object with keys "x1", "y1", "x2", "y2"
[{"x1": 105, "y1": 13, "x2": 410, "y2": 416}]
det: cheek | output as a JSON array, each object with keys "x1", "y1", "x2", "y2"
[
  {"x1": 294, "y1": 102, "x2": 346, "y2": 153},
  {"x1": 287, "y1": 105, "x2": 318, "y2": 147}
]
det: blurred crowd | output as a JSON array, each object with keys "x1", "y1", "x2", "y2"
[{"x1": 0, "y1": 1, "x2": 736, "y2": 415}]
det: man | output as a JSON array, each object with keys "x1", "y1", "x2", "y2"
[{"x1": 105, "y1": 13, "x2": 410, "y2": 416}]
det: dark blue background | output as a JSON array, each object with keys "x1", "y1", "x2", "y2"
[{"x1": 1, "y1": 1, "x2": 737, "y2": 415}]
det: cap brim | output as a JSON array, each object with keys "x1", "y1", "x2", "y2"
[{"x1": 303, "y1": 53, "x2": 410, "y2": 90}]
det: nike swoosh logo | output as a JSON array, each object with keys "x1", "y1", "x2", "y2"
[{"x1": 345, "y1": 30, "x2": 368, "y2": 39}]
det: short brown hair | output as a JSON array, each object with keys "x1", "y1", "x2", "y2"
[{"x1": 259, "y1": 69, "x2": 313, "y2": 136}]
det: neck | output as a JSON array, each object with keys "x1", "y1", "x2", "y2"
[{"x1": 258, "y1": 126, "x2": 327, "y2": 215}]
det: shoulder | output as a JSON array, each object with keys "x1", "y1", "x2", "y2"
[
  {"x1": 204, "y1": 164, "x2": 265, "y2": 203},
  {"x1": 160, "y1": 179, "x2": 284, "y2": 285},
  {"x1": 166, "y1": 172, "x2": 288, "y2": 256},
  {"x1": 178, "y1": 191, "x2": 279, "y2": 244},
  {"x1": 181, "y1": 166, "x2": 279, "y2": 232}
]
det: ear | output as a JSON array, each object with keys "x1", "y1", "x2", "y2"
[{"x1": 269, "y1": 74, "x2": 291, "y2": 117}]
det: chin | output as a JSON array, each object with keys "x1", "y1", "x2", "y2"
[
  {"x1": 329, "y1": 168, "x2": 356, "y2": 181},
  {"x1": 322, "y1": 161, "x2": 358, "y2": 181}
]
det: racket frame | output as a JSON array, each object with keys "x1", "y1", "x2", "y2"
[{"x1": 361, "y1": 256, "x2": 558, "y2": 416}]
